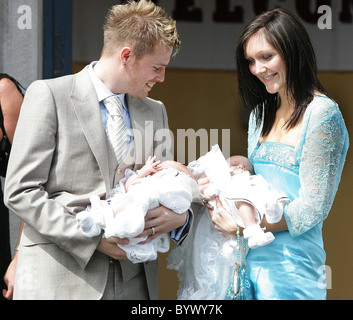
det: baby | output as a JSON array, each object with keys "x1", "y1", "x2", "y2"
[
  {"x1": 188, "y1": 145, "x2": 289, "y2": 249},
  {"x1": 224, "y1": 155, "x2": 289, "y2": 248},
  {"x1": 76, "y1": 156, "x2": 201, "y2": 263},
  {"x1": 167, "y1": 145, "x2": 289, "y2": 300}
]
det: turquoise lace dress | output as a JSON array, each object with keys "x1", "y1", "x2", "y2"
[{"x1": 247, "y1": 95, "x2": 349, "y2": 300}]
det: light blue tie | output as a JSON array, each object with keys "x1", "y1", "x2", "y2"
[{"x1": 103, "y1": 95, "x2": 127, "y2": 164}]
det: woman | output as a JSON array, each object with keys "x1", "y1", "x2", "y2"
[
  {"x1": 0, "y1": 74, "x2": 23, "y2": 300},
  {"x1": 206, "y1": 8, "x2": 349, "y2": 300}
]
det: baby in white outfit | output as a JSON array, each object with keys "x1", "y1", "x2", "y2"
[
  {"x1": 224, "y1": 155, "x2": 289, "y2": 248},
  {"x1": 188, "y1": 145, "x2": 289, "y2": 249},
  {"x1": 76, "y1": 156, "x2": 201, "y2": 263},
  {"x1": 167, "y1": 145, "x2": 289, "y2": 300}
]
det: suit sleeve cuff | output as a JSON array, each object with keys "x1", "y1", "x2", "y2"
[{"x1": 170, "y1": 209, "x2": 192, "y2": 245}]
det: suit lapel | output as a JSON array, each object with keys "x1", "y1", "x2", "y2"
[{"x1": 70, "y1": 67, "x2": 110, "y2": 192}]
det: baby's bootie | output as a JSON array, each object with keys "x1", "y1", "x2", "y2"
[{"x1": 243, "y1": 224, "x2": 275, "y2": 249}]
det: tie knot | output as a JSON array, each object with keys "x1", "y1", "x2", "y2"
[{"x1": 103, "y1": 95, "x2": 123, "y2": 117}]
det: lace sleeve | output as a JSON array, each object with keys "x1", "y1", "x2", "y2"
[{"x1": 284, "y1": 101, "x2": 349, "y2": 237}]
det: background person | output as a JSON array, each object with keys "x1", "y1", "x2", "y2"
[{"x1": 0, "y1": 74, "x2": 23, "y2": 300}]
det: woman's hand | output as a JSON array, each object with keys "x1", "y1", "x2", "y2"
[
  {"x1": 197, "y1": 174, "x2": 210, "y2": 195},
  {"x1": 198, "y1": 174, "x2": 238, "y2": 237},
  {"x1": 209, "y1": 196, "x2": 239, "y2": 238},
  {"x1": 197, "y1": 174, "x2": 214, "y2": 208},
  {"x1": 2, "y1": 252, "x2": 18, "y2": 300}
]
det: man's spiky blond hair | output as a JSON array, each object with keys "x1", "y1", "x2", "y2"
[{"x1": 102, "y1": 0, "x2": 180, "y2": 59}]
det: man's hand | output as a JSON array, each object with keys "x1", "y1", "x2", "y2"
[
  {"x1": 138, "y1": 205, "x2": 187, "y2": 243},
  {"x1": 97, "y1": 237, "x2": 129, "y2": 260}
]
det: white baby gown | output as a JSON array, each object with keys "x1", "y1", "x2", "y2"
[
  {"x1": 76, "y1": 167, "x2": 201, "y2": 264},
  {"x1": 167, "y1": 145, "x2": 288, "y2": 299}
]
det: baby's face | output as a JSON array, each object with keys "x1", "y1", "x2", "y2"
[
  {"x1": 228, "y1": 156, "x2": 253, "y2": 176},
  {"x1": 230, "y1": 165, "x2": 249, "y2": 176}
]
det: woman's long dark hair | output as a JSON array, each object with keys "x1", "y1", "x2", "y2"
[{"x1": 236, "y1": 8, "x2": 326, "y2": 136}]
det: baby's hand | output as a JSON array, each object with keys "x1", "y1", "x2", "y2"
[{"x1": 138, "y1": 156, "x2": 161, "y2": 177}]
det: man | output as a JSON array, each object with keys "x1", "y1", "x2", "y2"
[{"x1": 4, "y1": 0, "x2": 186, "y2": 300}]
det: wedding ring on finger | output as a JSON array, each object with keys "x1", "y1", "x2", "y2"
[
  {"x1": 202, "y1": 197, "x2": 208, "y2": 205},
  {"x1": 151, "y1": 227, "x2": 156, "y2": 235}
]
